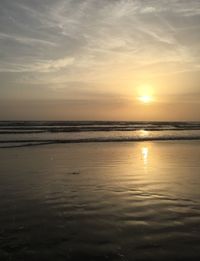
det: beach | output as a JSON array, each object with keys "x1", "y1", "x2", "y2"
[
  {"x1": 1, "y1": 0, "x2": 200, "y2": 259},
  {"x1": 1, "y1": 141, "x2": 200, "y2": 260}
]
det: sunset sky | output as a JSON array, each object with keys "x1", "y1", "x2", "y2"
[{"x1": 0, "y1": 0, "x2": 200, "y2": 120}]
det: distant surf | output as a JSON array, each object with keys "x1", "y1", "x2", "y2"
[{"x1": 1, "y1": 121, "x2": 200, "y2": 148}]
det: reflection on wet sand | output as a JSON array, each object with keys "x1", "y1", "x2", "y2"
[
  {"x1": 0, "y1": 142, "x2": 200, "y2": 260},
  {"x1": 141, "y1": 146, "x2": 149, "y2": 165}
]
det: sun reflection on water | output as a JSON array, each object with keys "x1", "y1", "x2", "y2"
[
  {"x1": 141, "y1": 147, "x2": 149, "y2": 165},
  {"x1": 139, "y1": 130, "x2": 149, "y2": 138}
]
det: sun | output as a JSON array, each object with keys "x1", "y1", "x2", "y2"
[
  {"x1": 136, "y1": 84, "x2": 154, "y2": 104},
  {"x1": 138, "y1": 95, "x2": 153, "y2": 103}
]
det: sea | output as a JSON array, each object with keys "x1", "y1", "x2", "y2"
[
  {"x1": 0, "y1": 121, "x2": 200, "y2": 260},
  {"x1": 1, "y1": 121, "x2": 200, "y2": 148}
]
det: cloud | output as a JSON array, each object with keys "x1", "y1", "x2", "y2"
[
  {"x1": 0, "y1": 0, "x2": 199, "y2": 91},
  {"x1": 0, "y1": 56, "x2": 75, "y2": 73},
  {"x1": 0, "y1": 32, "x2": 56, "y2": 46}
]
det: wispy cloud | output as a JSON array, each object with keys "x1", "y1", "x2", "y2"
[
  {"x1": 0, "y1": 0, "x2": 199, "y2": 94},
  {"x1": 0, "y1": 32, "x2": 56, "y2": 46},
  {"x1": 0, "y1": 56, "x2": 74, "y2": 73}
]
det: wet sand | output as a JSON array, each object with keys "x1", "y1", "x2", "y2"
[{"x1": 0, "y1": 141, "x2": 200, "y2": 260}]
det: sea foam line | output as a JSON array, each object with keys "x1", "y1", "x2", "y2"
[{"x1": 1, "y1": 136, "x2": 200, "y2": 148}]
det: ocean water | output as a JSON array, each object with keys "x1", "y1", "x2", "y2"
[
  {"x1": 0, "y1": 122, "x2": 200, "y2": 260},
  {"x1": 0, "y1": 121, "x2": 200, "y2": 147}
]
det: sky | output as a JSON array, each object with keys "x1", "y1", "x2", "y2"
[{"x1": 0, "y1": 0, "x2": 200, "y2": 121}]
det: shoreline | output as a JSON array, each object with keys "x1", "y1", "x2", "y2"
[{"x1": 1, "y1": 137, "x2": 200, "y2": 149}]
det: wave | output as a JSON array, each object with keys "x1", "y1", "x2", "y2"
[
  {"x1": 1, "y1": 121, "x2": 200, "y2": 134},
  {"x1": 1, "y1": 121, "x2": 200, "y2": 148},
  {"x1": 1, "y1": 136, "x2": 200, "y2": 148}
]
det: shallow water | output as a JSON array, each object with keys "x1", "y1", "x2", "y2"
[{"x1": 0, "y1": 141, "x2": 200, "y2": 260}]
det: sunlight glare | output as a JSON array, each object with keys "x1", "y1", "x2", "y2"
[
  {"x1": 142, "y1": 147, "x2": 149, "y2": 165},
  {"x1": 138, "y1": 95, "x2": 153, "y2": 103}
]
